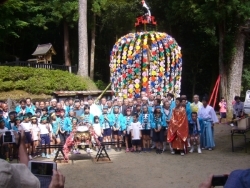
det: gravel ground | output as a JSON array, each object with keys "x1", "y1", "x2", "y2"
[{"x1": 43, "y1": 124, "x2": 250, "y2": 188}]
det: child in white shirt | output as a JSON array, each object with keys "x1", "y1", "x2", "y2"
[
  {"x1": 31, "y1": 116, "x2": 40, "y2": 157},
  {"x1": 38, "y1": 116, "x2": 52, "y2": 158},
  {"x1": 130, "y1": 114, "x2": 142, "y2": 153},
  {"x1": 20, "y1": 115, "x2": 33, "y2": 160},
  {"x1": 91, "y1": 116, "x2": 103, "y2": 151}
]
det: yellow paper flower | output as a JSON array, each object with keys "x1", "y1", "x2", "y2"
[
  {"x1": 136, "y1": 46, "x2": 140, "y2": 50},
  {"x1": 128, "y1": 88, "x2": 133, "y2": 93},
  {"x1": 135, "y1": 83, "x2": 140, "y2": 88},
  {"x1": 152, "y1": 71, "x2": 157, "y2": 76},
  {"x1": 143, "y1": 77, "x2": 148, "y2": 82},
  {"x1": 160, "y1": 67, "x2": 164, "y2": 72}
]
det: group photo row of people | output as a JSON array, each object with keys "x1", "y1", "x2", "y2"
[{"x1": 0, "y1": 92, "x2": 244, "y2": 161}]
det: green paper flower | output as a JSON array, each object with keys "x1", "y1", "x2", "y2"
[{"x1": 135, "y1": 68, "x2": 140, "y2": 74}]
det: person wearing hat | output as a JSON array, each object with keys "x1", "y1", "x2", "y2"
[
  {"x1": 123, "y1": 107, "x2": 133, "y2": 152},
  {"x1": 38, "y1": 116, "x2": 52, "y2": 158},
  {"x1": 167, "y1": 97, "x2": 188, "y2": 156},
  {"x1": 197, "y1": 96, "x2": 218, "y2": 151},
  {"x1": 111, "y1": 105, "x2": 125, "y2": 152},
  {"x1": 30, "y1": 116, "x2": 40, "y2": 158},
  {"x1": 150, "y1": 105, "x2": 167, "y2": 154},
  {"x1": 100, "y1": 106, "x2": 113, "y2": 150},
  {"x1": 20, "y1": 114, "x2": 33, "y2": 159},
  {"x1": 48, "y1": 99, "x2": 57, "y2": 111}
]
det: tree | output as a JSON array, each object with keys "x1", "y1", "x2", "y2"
[
  {"x1": 90, "y1": 0, "x2": 107, "y2": 79},
  {"x1": 31, "y1": 0, "x2": 78, "y2": 66},
  {"x1": 78, "y1": 0, "x2": 88, "y2": 77},
  {"x1": 164, "y1": 0, "x2": 250, "y2": 112}
]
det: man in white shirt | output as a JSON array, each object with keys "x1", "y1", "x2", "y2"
[
  {"x1": 191, "y1": 95, "x2": 203, "y2": 113},
  {"x1": 88, "y1": 96, "x2": 102, "y2": 116}
]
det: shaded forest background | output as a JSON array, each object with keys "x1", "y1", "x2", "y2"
[{"x1": 1, "y1": 0, "x2": 250, "y2": 101}]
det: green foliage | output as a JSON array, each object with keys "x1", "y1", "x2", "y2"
[
  {"x1": 92, "y1": 0, "x2": 108, "y2": 15},
  {"x1": 0, "y1": 66, "x2": 87, "y2": 94},
  {"x1": 95, "y1": 80, "x2": 108, "y2": 90}
]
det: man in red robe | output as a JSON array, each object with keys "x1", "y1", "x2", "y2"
[{"x1": 167, "y1": 97, "x2": 189, "y2": 156}]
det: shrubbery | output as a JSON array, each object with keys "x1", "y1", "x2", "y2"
[
  {"x1": 95, "y1": 80, "x2": 109, "y2": 90},
  {"x1": 0, "y1": 66, "x2": 88, "y2": 94}
]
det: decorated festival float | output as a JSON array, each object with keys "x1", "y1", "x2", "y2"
[
  {"x1": 63, "y1": 0, "x2": 183, "y2": 161},
  {"x1": 110, "y1": 0, "x2": 183, "y2": 99}
]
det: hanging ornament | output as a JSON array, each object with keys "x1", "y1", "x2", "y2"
[{"x1": 110, "y1": 31, "x2": 182, "y2": 98}]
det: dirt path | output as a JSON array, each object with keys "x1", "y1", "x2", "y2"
[{"x1": 57, "y1": 124, "x2": 250, "y2": 188}]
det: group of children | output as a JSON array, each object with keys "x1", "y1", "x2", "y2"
[
  {"x1": 0, "y1": 110, "x2": 65, "y2": 161},
  {"x1": 0, "y1": 93, "x2": 215, "y2": 161}
]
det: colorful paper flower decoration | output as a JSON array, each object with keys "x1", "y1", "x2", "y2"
[{"x1": 110, "y1": 31, "x2": 182, "y2": 98}]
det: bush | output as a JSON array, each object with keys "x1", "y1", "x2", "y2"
[
  {"x1": 0, "y1": 66, "x2": 89, "y2": 94},
  {"x1": 95, "y1": 80, "x2": 109, "y2": 90}
]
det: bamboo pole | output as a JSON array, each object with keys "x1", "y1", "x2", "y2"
[{"x1": 94, "y1": 83, "x2": 111, "y2": 104}]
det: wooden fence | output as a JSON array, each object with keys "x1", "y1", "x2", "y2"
[{"x1": 1, "y1": 61, "x2": 78, "y2": 74}]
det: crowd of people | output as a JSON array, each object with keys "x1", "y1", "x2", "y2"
[{"x1": 1, "y1": 91, "x2": 237, "y2": 162}]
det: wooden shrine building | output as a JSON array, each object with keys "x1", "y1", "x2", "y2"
[{"x1": 28, "y1": 43, "x2": 56, "y2": 64}]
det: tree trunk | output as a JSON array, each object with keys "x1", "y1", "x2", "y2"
[
  {"x1": 218, "y1": 23, "x2": 227, "y2": 99},
  {"x1": 78, "y1": 0, "x2": 88, "y2": 77},
  {"x1": 64, "y1": 21, "x2": 71, "y2": 66},
  {"x1": 227, "y1": 30, "x2": 246, "y2": 113},
  {"x1": 90, "y1": 13, "x2": 96, "y2": 80}
]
